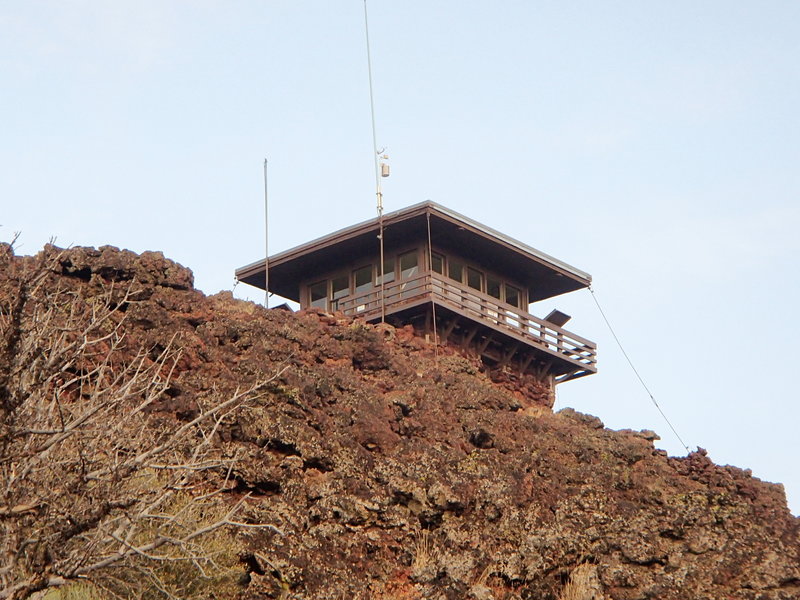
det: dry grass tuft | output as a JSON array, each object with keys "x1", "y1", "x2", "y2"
[
  {"x1": 412, "y1": 530, "x2": 435, "y2": 571},
  {"x1": 558, "y1": 563, "x2": 604, "y2": 600}
]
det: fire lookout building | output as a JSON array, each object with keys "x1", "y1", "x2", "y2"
[{"x1": 236, "y1": 202, "x2": 596, "y2": 385}]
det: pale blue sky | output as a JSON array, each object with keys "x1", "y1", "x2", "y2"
[{"x1": 2, "y1": 1, "x2": 799, "y2": 513}]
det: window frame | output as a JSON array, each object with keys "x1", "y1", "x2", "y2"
[
  {"x1": 447, "y1": 258, "x2": 464, "y2": 284},
  {"x1": 353, "y1": 264, "x2": 373, "y2": 293},
  {"x1": 377, "y1": 256, "x2": 395, "y2": 285},
  {"x1": 308, "y1": 280, "x2": 328, "y2": 310},
  {"x1": 504, "y1": 283, "x2": 522, "y2": 309},
  {"x1": 430, "y1": 252, "x2": 444, "y2": 274},
  {"x1": 398, "y1": 249, "x2": 419, "y2": 280},
  {"x1": 466, "y1": 266, "x2": 484, "y2": 292}
]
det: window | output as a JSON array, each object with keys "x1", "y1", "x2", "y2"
[
  {"x1": 466, "y1": 267, "x2": 483, "y2": 291},
  {"x1": 331, "y1": 275, "x2": 349, "y2": 310},
  {"x1": 448, "y1": 259, "x2": 464, "y2": 283},
  {"x1": 309, "y1": 281, "x2": 327, "y2": 309},
  {"x1": 487, "y1": 276, "x2": 501, "y2": 299},
  {"x1": 504, "y1": 284, "x2": 521, "y2": 309},
  {"x1": 353, "y1": 265, "x2": 372, "y2": 293},
  {"x1": 431, "y1": 253, "x2": 444, "y2": 274},
  {"x1": 486, "y1": 275, "x2": 502, "y2": 323},
  {"x1": 399, "y1": 251, "x2": 418, "y2": 279},
  {"x1": 377, "y1": 256, "x2": 395, "y2": 284}
]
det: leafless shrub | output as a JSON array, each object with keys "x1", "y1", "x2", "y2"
[{"x1": 0, "y1": 250, "x2": 283, "y2": 599}]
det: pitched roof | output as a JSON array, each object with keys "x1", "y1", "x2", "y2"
[{"x1": 235, "y1": 201, "x2": 591, "y2": 302}]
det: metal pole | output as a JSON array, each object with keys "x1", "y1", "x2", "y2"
[
  {"x1": 363, "y1": 0, "x2": 386, "y2": 322},
  {"x1": 264, "y1": 158, "x2": 269, "y2": 308},
  {"x1": 426, "y1": 211, "x2": 439, "y2": 358},
  {"x1": 363, "y1": 0, "x2": 383, "y2": 215}
]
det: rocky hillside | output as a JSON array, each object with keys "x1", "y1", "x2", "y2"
[{"x1": 1, "y1": 244, "x2": 799, "y2": 600}]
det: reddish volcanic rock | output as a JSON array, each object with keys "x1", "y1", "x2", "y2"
[{"x1": 1, "y1": 245, "x2": 798, "y2": 600}]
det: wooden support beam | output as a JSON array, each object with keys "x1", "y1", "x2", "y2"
[
  {"x1": 536, "y1": 362, "x2": 551, "y2": 378},
  {"x1": 477, "y1": 333, "x2": 494, "y2": 354},
  {"x1": 461, "y1": 326, "x2": 479, "y2": 349},
  {"x1": 498, "y1": 342, "x2": 520, "y2": 369},
  {"x1": 530, "y1": 361, "x2": 551, "y2": 379},
  {"x1": 556, "y1": 369, "x2": 594, "y2": 384},
  {"x1": 519, "y1": 352, "x2": 535, "y2": 374},
  {"x1": 440, "y1": 317, "x2": 459, "y2": 343}
]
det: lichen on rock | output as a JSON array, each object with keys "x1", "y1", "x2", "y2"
[{"x1": 2, "y1": 245, "x2": 798, "y2": 600}]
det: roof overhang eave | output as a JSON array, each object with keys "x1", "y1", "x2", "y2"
[{"x1": 234, "y1": 201, "x2": 592, "y2": 295}]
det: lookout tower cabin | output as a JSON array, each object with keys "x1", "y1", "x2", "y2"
[{"x1": 236, "y1": 202, "x2": 596, "y2": 384}]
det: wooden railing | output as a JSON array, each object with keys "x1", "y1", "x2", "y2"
[{"x1": 336, "y1": 271, "x2": 597, "y2": 371}]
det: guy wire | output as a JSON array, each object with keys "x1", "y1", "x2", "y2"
[{"x1": 589, "y1": 286, "x2": 691, "y2": 453}]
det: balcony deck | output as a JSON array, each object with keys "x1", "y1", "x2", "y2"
[{"x1": 337, "y1": 271, "x2": 597, "y2": 382}]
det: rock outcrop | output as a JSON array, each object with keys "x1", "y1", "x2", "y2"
[{"x1": 2, "y1": 244, "x2": 798, "y2": 600}]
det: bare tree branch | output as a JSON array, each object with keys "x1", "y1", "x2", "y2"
[{"x1": 0, "y1": 250, "x2": 285, "y2": 600}]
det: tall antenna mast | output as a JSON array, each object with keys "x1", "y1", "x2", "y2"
[
  {"x1": 363, "y1": 0, "x2": 389, "y2": 322},
  {"x1": 363, "y1": 0, "x2": 383, "y2": 215},
  {"x1": 264, "y1": 158, "x2": 269, "y2": 308}
]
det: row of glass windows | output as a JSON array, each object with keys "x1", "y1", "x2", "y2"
[
  {"x1": 308, "y1": 251, "x2": 419, "y2": 310},
  {"x1": 431, "y1": 252, "x2": 522, "y2": 309},
  {"x1": 306, "y1": 248, "x2": 523, "y2": 310}
]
